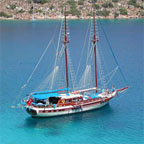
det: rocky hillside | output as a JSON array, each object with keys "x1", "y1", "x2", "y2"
[{"x1": 0, "y1": 0, "x2": 144, "y2": 20}]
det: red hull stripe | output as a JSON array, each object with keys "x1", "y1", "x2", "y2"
[{"x1": 38, "y1": 98, "x2": 111, "y2": 113}]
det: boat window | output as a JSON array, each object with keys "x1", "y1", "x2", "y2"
[
  {"x1": 64, "y1": 99, "x2": 72, "y2": 103},
  {"x1": 49, "y1": 97, "x2": 61, "y2": 104},
  {"x1": 66, "y1": 100, "x2": 69, "y2": 103},
  {"x1": 72, "y1": 98, "x2": 81, "y2": 102},
  {"x1": 69, "y1": 99, "x2": 72, "y2": 102}
]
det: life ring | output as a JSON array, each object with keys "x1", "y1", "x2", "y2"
[{"x1": 62, "y1": 99, "x2": 65, "y2": 104}]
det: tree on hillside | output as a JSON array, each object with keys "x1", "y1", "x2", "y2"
[
  {"x1": 96, "y1": 10, "x2": 110, "y2": 17},
  {"x1": 33, "y1": 0, "x2": 50, "y2": 4},
  {"x1": 91, "y1": 0, "x2": 97, "y2": 3},
  {"x1": 119, "y1": 8, "x2": 127, "y2": 15},
  {"x1": 112, "y1": 0, "x2": 119, "y2": 2},
  {"x1": 67, "y1": 0, "x2": 81, "y2": 17},
  {"x1": 102, "y1": 2, "x2": 113, "y2": 8}
]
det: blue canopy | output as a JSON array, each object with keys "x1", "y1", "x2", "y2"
[
  {"x1": 89, "y1": 93, "x2": 100, "y2": 99},
  {"x1": 32, "y1": 93, "x2": 60, "y2": 100},
  {"x1": 33, "y1": 88, "x2": 69, "y2": 95}
]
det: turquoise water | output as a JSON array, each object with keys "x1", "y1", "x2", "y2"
[{"x1": 0, "y1": 19, "x2": 143, "y2": 144}]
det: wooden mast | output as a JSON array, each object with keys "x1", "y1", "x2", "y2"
[
  {"x1": 93, "y1": 11, "x2": 98, "y2": 93},
  {"x1": 63, "y1": 7, "x2": 69, "y2": 91}
]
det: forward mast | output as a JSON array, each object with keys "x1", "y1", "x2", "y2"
[{"x1": 63, "y1": 7, "x2": 69, "y2": 90}]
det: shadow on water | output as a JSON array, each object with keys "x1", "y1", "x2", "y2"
[{"x1": 23, "y1": 104, "x2": 114, "y2": 130}]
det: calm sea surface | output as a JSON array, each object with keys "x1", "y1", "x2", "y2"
[{"x1": 0, "y1": 19, "x2": 143, "y2": 144}]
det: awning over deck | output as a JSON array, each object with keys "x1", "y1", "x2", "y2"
[
  {"x1": 32, "y1": 93, "x2": 60, "y2": 100},
  {"x1": 33, "y1": 88, "x2": 69, "y2": 95}
]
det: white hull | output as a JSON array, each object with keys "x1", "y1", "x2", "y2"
[
  {"x1": 25, "y1": 91, "x2": 118, "y2": 117},
  {"x1": 26, "y1": 101, "x2": 109, "y2": 117}
]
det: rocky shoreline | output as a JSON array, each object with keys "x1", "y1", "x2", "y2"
[
  {"x1": 0, "y1": 0, "x2": 144, "y2": 20},
  {"x1": 0, "y1": 15, "x2": 142, "y2": 21}
]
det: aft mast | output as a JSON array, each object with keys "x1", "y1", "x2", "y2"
[
  {"x1": 92, "y1": 11, "x2": 98, "y2": 93},
  {"x1": 63, "y1": 7, "x2": 69, "y2": 91}
]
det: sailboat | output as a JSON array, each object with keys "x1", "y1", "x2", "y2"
[{"x1": 17, "y1": 8, "x2": 129, "y2": 117}]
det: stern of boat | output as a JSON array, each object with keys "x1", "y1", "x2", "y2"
[{"x1": 26, "y1": 107, "x2": 37, "y2": 116}]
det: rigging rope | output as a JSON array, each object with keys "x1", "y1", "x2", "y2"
[
  {"x1": 50, "y1": 17, "x2": 64, "y2": 89},
  {"x1": 96, "y1": 45, "x2": 106, "y2": 88},
  {"x1": 86, "y1": 19, "x2": 93, "y2": 66},
  {"x1": 97, "y1": 42, "x2": 115, "y2": 86},
  {"x1": 21, "y1": 39, "x2": 53, "y2": 89},
  {"x1": 78, "y1": 65, "x2": 93, "y2": 89},
  {"x1": 104, "y1": 66, "x2": 118, "y2": 86},
  {"x1": 67, "y1": 49, "x2": 77, "y2": 90},
  {"x1": 99, "y1": 20, "x2": 128, "y2": 85},
  {"x1": 18, "y1": 21, "x2": 61, "y2": 97},
  {"x1": 76, "y1": 20, "x2": 91, "y2": 77},
  {"x1": 98, "y1": 66, "x2": 118, "y2": 82},
  {"x1": 12, "y1": 37, "x2": 53, "y2": 105}
]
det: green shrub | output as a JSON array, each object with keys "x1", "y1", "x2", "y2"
[
  {"x1": 94, "y1": 4, "x2": 100, "y2": 9},
  {"x1": 96, "y1": 10, "x2": 110, "y2": 17},
  {"x1": 33, "y1": 0, "x2": 49, "y2": 4},
  {"x1": 10, "y1": 4, "x2": 16, "y2": 10},
  {"x1": 102, "y1": 3, "x2": 109, "y2": 8},
  {"x1": 36, "y1": 9, "x2": 43, "y2": 13},
  {"x1": 91, "y1": 0, "x2": 97, "y2": 3},
  {"x1": 87, "y1": 12, "x2": 93, "y2": 17},
  {"x1": 17, "y1": 9, "x2": 25, "y2": 13},
  {"x1": 114, "y1": 12, "x2": 119, "y2": 18},
  {"x1": 119, "y1": 8, "x2": 127, "y2": 15},
  {"x1": 33, "y1": 0, "x2": 41, "y2": 3},
  {"x1": 27, "y1": 0, "x2": 32, "y2": 3},
  {"x1": 134, "y1": 3, "x2": 142, "y2": 8},
  {"x1": 109, "y1": 2, "x2": 114, "y2": 8},
  {"x1": 139, "y1": 5, "x2": 144, "y2": 9},
  {"x1": 68, "y1": 9, "x2": 81, "y2": 17},
  {"x1": 102, "y1": 2, "x2": 113, "y2": 8},
  {"x1": 67, "y1": 0, "x2": 81, "y2": 17},
  {"x1": 67, "y1": 0, "x2": 75, "y2": 6},
  {"x1": 128, "y1": 0, "x2": 142, "y2": 8},
  {"x1": 50, "y1": 5, "x2": 54, "y2": 10},
  {"x1": 0, "y1": 12, "x2": 12, "y2": 18},
  {"x1": 41, "y1": 0, "x2": 48, "y2": 4},
  {"x1": 140, "y1": 11, "x2": 144, "y2": 16},
  {"x1": 78, "y1": 0, "x2": 84, "y2": 5},
  {"x1": 128, "y1": 0, "x2": 137, "y2": 6},
  {"x1": 29, "y1": 9, "x2": 33, "y2": 14},
  {"x1": 112, "y1": 0, "x2": 119, "y2": 2}
]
